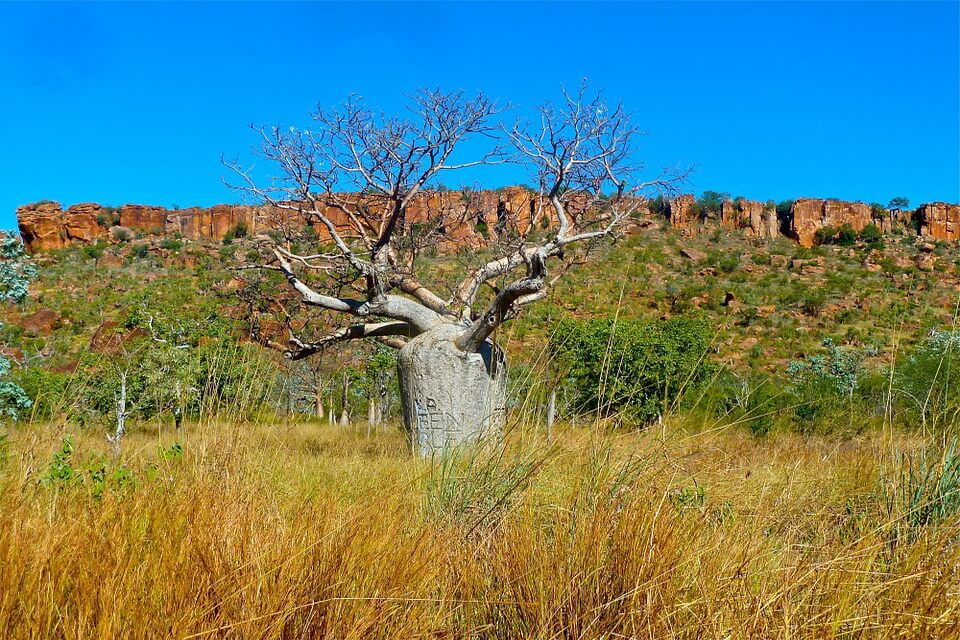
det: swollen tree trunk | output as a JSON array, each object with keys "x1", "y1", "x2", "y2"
[{"x1": 397, "y1": 323, "x2": 507, "y2": 456}]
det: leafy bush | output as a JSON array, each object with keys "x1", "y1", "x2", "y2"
[
  {"x1": 111, "y1": 227, "x2": 133, "y2": 242},
  {"x1": 893, "y1": 330, "x2": 960, "y2": 430},
  {"x1": 223, "y1": 223, "x2": 249, "y2": 244},
  {"x1": 552, "y1": 315, "x2": 716, "y2": 425},
  {"x1": 859, "y1": 223, "x2": 882, "y2": 245},
  {"x1": 786, "y1": 338, "x2": 876, "y2": 434},
  {"x1": 160, "y1": 238, "x2": 183, "y2": 252},
  {"x1": 836, "y1": 223, "x2": 857, "y2": 246},
  {"x1": 814, "y1": 225, "x2": 838, "y2": 245},
  {"x1": 131, "y1": 243, "x2": 149, "y2": 259}
]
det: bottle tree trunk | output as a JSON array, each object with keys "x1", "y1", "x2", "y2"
[
  {"x1": 314, "y1": 385, "x2": 325, "y2": 420},
  {"x1": 397, "y1": 323, "x2": 507, "y2": 456}
]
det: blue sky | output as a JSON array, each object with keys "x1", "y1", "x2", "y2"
[{"x1": 1, "y1": 1, "x2": 957, "y2": 229}]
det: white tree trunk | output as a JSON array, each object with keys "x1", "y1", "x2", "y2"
[
  {"x1": 315, "y1": 386, "x2": 325, "y2": 420},
  {"x1": 397, "y1": 323, "x2": 506, "y2": 456},
  {"x1": 110, "y1": 372, "x2": 128, "y2": 456},
  {"x1": 367, "y1": 395, "x2": 378, "y2": 435},
  {"x1": 546, "y1": 386, "x2": 556, "y2": 441}
]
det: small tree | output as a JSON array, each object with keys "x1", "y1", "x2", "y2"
[
  {"x1": 228, "y1": 84, "x2": 681, "y2": 453},
  {"x1": 0, "y1": 235, "x2": 37, "y2": 425},
  {"x1": 888, "y1": 196, "x2": 910, "y2": 210}
]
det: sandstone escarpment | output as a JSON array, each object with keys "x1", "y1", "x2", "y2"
[
  {"x1": 916, "y1": 202, "x2": 959, "y2": 242},
  {"x1": 789, "y1": 198, "x2": 873, "y2": 248},
  {"x1": 721, "y1": 199, "x2": 778, "y2": 239},
  {"x1": 16, "y1": 201, "x2": 107, "y2": 251},
  {"x1": 668, "y1": 194, "x2": 697, "y2": 229},
  {"x1": 15, "y1": 190, "x2": 959, "y2": 254}
]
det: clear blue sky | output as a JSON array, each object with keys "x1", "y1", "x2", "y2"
[{"x1": 1, "y1": 1, "x2": 957, "y2": 229}]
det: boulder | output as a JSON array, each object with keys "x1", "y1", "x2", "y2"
[{"x1": 22, "y1": 308, "x2": 61, "y2": 335}]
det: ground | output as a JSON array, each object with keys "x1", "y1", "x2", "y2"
[{"x1": 0, "y1": 418, "x2": 956, "y2": 639}]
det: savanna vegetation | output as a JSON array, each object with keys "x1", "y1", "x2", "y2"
[{"x1": 0, "y1": 210, "x2": 958, "y2": 637}]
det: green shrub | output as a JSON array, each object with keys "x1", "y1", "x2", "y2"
[
  {"x1": 859, "y1": 223, "x2": 882, "y2": 245},
  {"x1": 814, "y1": 225, "x2": 838, "y2": 245},
  {"x1": 893, "y1": 330, "x2": 960, "y2": 430},
  {"x1": 552, "y1": 315, "x2": 716, "y2": 425},
  {"x1": 131, "y1": 244, "x2": 149, "y2": 259},
  {"x1": 223, "y1": 222, "x2": 249, "y2": 245},
  {"x1": 160, "y1": 238, "x2": 183, "y2": 252},
  {"x1": 837, "y1": 223, "x2": 857, "y2": 246}
]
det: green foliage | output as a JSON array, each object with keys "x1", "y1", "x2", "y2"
[
  {"x1": 836, "y1": 223, "x2": 857, "y2": 246},
  {"x1": 776, "y1": 200, "x2": 795, "y2": 219},
  {"x1": 552, "y1": 315, "x2": 716, "y2": 425},
  {"x1": 887, "y1": 196, "x2": 910, "y2": 210},
  {"x1": 39, "y1": 436, "x2": 135, "y2": 499},
  {"x1": 222, "y1": 222, "x2": 248, "y2": 245},
  {"x1": 893, "y1": 330, "x2": 960, "y2": 430},
  {"x1": 882, "y1": 438, "x2": 960, "y2": 544},
  {"x1": 696, "y1": 191, "x2": 729, "y2": 214},
  {"x1": 160, "y1": 237, "x2": 183, "y2": 252},
  {"x1": 0, "y1": 236, "x2": 36, "y2": 423},
  {"x1": 0, "y1": 235, "x2": 36, "y2": 304},
  {"x1": 786, "y1": 338, "x2": 875, "y2": 433},
  {"x1": 860, "y1": 223, "x2": 882, "y2": 245},
  {"x1": 814, "y1": 225, "x2": 838, "y2": 245},
  {"x1": 131, "y1": 243, "x2": 149, "y2": 259},
  {"x1": 111, "y1": 227, "x2": 133, "y2": 242},
  {"x1": 81, "y1": 242, "x2": 106, "y2": 260}
]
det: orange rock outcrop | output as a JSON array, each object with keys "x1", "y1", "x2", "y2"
[
  {"x1": 917, "y1": 202, "x2": 959, "y2": 242},
  {"x1": 789, "y1": 198, "x2": 873, "y2": 248}
]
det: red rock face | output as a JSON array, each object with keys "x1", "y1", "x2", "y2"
[
  {"x1": 64, "y1": 203, "x2": 107, "y2": 243},
  {"x1": 15, "y1": 192, "x2": 957, "y2": 254},
  {"x1": 17, "y1": 201, "x2": 68, "y2": 251},
  {"x1": 668, "y1": 194, "x2": 696, "y2": 228},
  {"x1": 917, "y1": 202, "x2": 959, "y2": 242},
  {"x1": 721, "y1": 199, "x2": 777, "y2": 239},
  {"x1": 789, "y1": 198, "x2": 872, "y2": 247},
  {"x1": 119, "y1": 204, "x2": 168, "y2": 233}
]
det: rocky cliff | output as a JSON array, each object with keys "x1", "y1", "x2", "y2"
[
  {"x1": 916, "y1": 202, "x2": 959, "y2": 242},
  {"x1": 15, "y1": 189, "x2": 959, "y2": 254}
]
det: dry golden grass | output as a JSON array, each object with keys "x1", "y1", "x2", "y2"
[{"x1": 0, "y1": 419, "x2": 957, "y2": 639}]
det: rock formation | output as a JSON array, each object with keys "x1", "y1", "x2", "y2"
[
  {"x1": 14, "y1": 190, "x2": 960, "y2": 254},
  {"x1": 17, "y1": 201, "x2": 106, "y2": 251},
  {"x1": 916, "y1": 202, "x2": 959, "y2": 242},
  {"x1": 789, "y1": 198, "x2": 873, "y2": 248},
  {"x1": 668, "y1": 194, "x2": 697, "y2": 229},
  {"x1": 721, "y1": 199, "x2": 778, "y2": 239}
]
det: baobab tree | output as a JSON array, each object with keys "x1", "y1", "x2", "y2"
[{"x1": 228, "y1": 85, "x2": 680, "y2": 454}]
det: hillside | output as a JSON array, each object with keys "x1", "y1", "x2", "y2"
[{"x1": 3, "y1": 206, "x2": 957, "y2": 433}]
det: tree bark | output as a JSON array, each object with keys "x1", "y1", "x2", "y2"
[
  {"x1": 315, "y1": 386, "x2": 325, "y2": 420},
  {"x1": 546, "y1": 386, "x2": 556, "y2": 442},
  {"x1": 397, "y1": 323, "x2": 507, "y2": 455}
]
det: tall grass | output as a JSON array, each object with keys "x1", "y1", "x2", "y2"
[{"x1": 0, "y1": 420, "x2": 957, "y2": 639}]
